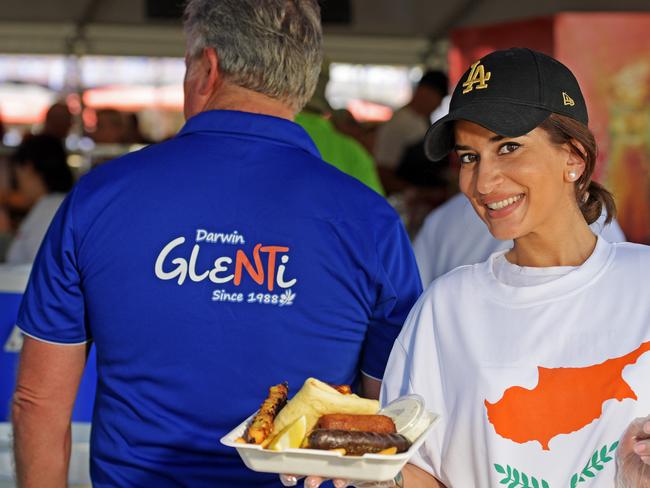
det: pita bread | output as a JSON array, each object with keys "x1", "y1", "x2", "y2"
[{"x1": 271, "y1": 378, "x2": 379, "y2": 436}]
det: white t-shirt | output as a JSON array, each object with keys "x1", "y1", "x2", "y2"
[
  {"x1": 6, "y1": 193, "x2": 66, "y2": 265},
  {"x1": 413, "y1": 193, "x2": 627, "y2": 287},
  {"x1": 373, "y1": 106, "x2": 429, "y2": 169},
  {"x1": 382, "y1": 237, "x2": 650, "y2": 487}
]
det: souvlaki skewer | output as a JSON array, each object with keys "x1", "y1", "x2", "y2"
[{"x1": 243, "y1": 382, "x2": 288, "y2": 445}]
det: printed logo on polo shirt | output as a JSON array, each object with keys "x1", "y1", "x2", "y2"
[{"x1": 154, "y1": 229, "x2": 297, "y2": 306}]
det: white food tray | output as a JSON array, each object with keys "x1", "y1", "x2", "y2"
[{"x1": 220, "y1": 409, "x2": 439, "y2": 481}]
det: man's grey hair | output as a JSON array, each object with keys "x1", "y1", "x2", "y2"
[{"x1": 183, "y1": 0, "x2": 323, "y2": 113}]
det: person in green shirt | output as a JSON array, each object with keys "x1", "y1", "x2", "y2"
[
  {"x1": 295, "y1": 111, "x2": 384, "y2": 195},
  {"x1": 295, "y1": 61, "x2": 384, "y2": 195}
]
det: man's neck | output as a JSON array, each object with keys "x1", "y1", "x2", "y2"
[{"x1": 203, "y1": 83, "x2": 295, "y2": 121}]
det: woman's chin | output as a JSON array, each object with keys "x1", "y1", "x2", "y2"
[{"x1": 487, "y1": 226, "x2": 521, "y2": 242}]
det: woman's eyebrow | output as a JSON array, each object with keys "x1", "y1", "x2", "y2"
[
  {"x1": 454, "y1": 144, "x2": 473, "y2": 151},
  {"x1": 455, "y1": 134, "x2": 525, "y2": 151}
]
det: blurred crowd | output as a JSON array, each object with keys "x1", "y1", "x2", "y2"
[
  {"x1": 0, "y1": 68, "x2": 458, "y2": 266},
  {"x1": 0, "y1": 102, "x2": 157, "y2": 263}
]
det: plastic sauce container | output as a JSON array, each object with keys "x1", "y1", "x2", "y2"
[{"x1": 379, "y1": 394, "x2": 432, "y2": 442}]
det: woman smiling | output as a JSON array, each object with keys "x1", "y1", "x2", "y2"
[{"x1": 295, "y1": 48, "x2": 650, "y2": 488}]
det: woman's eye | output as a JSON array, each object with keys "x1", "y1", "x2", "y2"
[
  {"x1": 498, "y1": 142, "x2": 520, "y2": 155},
  {"x1": 459, "y1": 153, "x2": 478, "y2": 164}
]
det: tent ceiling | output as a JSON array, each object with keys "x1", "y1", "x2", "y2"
[{"x1": 1, "y1": 0, "x2": 649, "y2": 63}]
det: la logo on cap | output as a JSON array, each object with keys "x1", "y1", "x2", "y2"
[
  {"x1": 562, "y1": 92, "x2": 575, "y2": 106},
  {"x1": 462, "y1": 60, "x2": 491, "y2": 94}
]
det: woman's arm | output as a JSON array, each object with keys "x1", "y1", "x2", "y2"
[{"x1": 401, "y1": 463, "x2": 447, "y2": 488}]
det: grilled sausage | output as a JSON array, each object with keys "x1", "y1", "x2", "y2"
[
  {"x1": 244, "y1": 382, "x2": 288, "y2": 444},
  {"x1": 317, "y1": 414, "x2": 396, "y2": 433},
  {"x1": 307, "y1": 429, "x2": 411, "y2": 455}
]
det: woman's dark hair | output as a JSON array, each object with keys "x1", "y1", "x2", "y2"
[
  {"x1": 537, "y1": 113, "x2": 616, "y2": 225},
  {"x1": 11, "y1": 135, "x2": 74, "y2": 193}
]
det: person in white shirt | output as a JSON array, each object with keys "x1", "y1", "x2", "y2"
[
  {"x1": 6, "y1": 135, "x2": 73, "y2": 264},
  {"x1": 413, "y1": 192, "x2": 627, "y2": 287},
  {"x1": 300, "y1": 48, "x2": 650, "y2": 488}
]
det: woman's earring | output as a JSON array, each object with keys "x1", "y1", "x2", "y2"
[{"x1": 568, "y1": 171, "x2": 577, "y2": 181}]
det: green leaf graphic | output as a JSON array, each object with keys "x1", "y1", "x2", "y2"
[
  {"x1": 609, "y1": 441, "x2": 619, "y2": 452},
  {"x1": 600, "y1": 445, "x2": 612, "y2": 463},
  {"x1": 570, "y1": 473, "x2": 579, "y2": 488},
  {"x1": 493, "y1": 464, "x2": 545, "y2": 488},
  {"x1": 541, "y1": 480, "x2": 550, "y2": 488}
]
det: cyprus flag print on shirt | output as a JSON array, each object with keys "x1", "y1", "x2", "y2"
[{"x1": 381, "y1": 238, "x2": 650, "y2": 488}]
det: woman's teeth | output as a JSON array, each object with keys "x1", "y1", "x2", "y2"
[{"x1": 486, "y1": 194, "x2": 523, "y2": 210}]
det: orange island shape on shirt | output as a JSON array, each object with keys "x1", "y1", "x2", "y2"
[{"x1": 485, "y1": 341, "x2": 650, "y2": 450}]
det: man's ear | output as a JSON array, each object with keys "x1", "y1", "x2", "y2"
[
  {"x1": 197, "y1": 47, "x2": 221, "y2": 96},
  {"x1": 564, "y1": 138, "x2": 587, "y2": 183}
]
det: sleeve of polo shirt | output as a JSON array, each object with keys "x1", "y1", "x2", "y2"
[
  {"x1": 360, "y1": 217, "x2": 422, "y2": 380},
  {"x1": 17, "y1": 187, "x2": 89, "y2": 344}
]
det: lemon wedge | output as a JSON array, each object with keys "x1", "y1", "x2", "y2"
[{"x1": 267, "y1": 415, "x2": 307, "y2": 451}]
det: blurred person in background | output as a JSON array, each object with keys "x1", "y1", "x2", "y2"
[
  {"x1": 330, "y1": 108, "x2": 375, "y2": 153},
  {"x1": 295, "y1": 62, "x2": 384, "y2": 194},
  {"x1": 41, "y1": 101, "x2": 73, "y2": 141},
  {"x1": 5, "y1": 135, "x2": 73, "y2": 264},
  {"x1": 0, "y1": 109, "x2": 5, "y2": 141},
  {"x1": 123, "y1": 112, "x2": 153, "y2": 145},
  {"x1": 11, "y1": 1, "x2": 422, "y2": 487},
  {"x1": 92, "y1": 108, "x2": 126, "y2": 144},
  {"x1": 373, "y1": 71, "x2": 451, "y2": 236},
  {"x1": 374, "y1": 70, "x2": 448, "y2": 194}
]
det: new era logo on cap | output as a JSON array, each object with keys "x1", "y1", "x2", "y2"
[
  {"x1": 423, "y1": 48, "x2": 589, "y2": 161},
  {"x1": 563, "y1": 92, "x2": 575, "y2": 106}
]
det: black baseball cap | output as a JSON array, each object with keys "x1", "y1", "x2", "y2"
[{"x1": 424, "y1": 48, "x2": 588, "y2": 161}]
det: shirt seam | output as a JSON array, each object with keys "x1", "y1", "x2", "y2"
[{"x1": 17, "y1": 325, "x2": 91, "y2": 346}]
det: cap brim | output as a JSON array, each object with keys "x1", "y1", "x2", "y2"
[{"x1": 424, "y1": 101, "x2": 551, "y2": 161}]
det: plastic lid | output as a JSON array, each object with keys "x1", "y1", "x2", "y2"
[{"x1": 379, "y1": 394, "x2": 430, "y2": 442}]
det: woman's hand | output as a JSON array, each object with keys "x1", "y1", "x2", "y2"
[
  {"x1": 279, "y1": 475, "x2": 399, "y2": 487},
  {"x1": 280, "y1": 462, "x2": 443, "y2": 487},
  {"x1": 615, "y1": 416, "x2": 650, "y2": 488}
]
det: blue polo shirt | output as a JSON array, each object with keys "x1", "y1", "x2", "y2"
[{"x1": 18, "y1": 110, "x2": 422, "y2": 487}]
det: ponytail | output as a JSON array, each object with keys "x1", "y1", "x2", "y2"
[{"x1": 580, "y1": 180, "x2": 616, "y2": 225}]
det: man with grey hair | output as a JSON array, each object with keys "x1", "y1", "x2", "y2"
[{"x1": 11, "y1": 1, "x2": 422, "y2": 487}]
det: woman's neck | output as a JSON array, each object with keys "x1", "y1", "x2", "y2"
[{"x1": 506, "y1": 214, "x2": 598, "y2": 268}]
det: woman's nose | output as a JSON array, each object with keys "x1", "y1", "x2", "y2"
[{"x1": 475, "y1": 156, "x2": 504, "y2": 196}]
